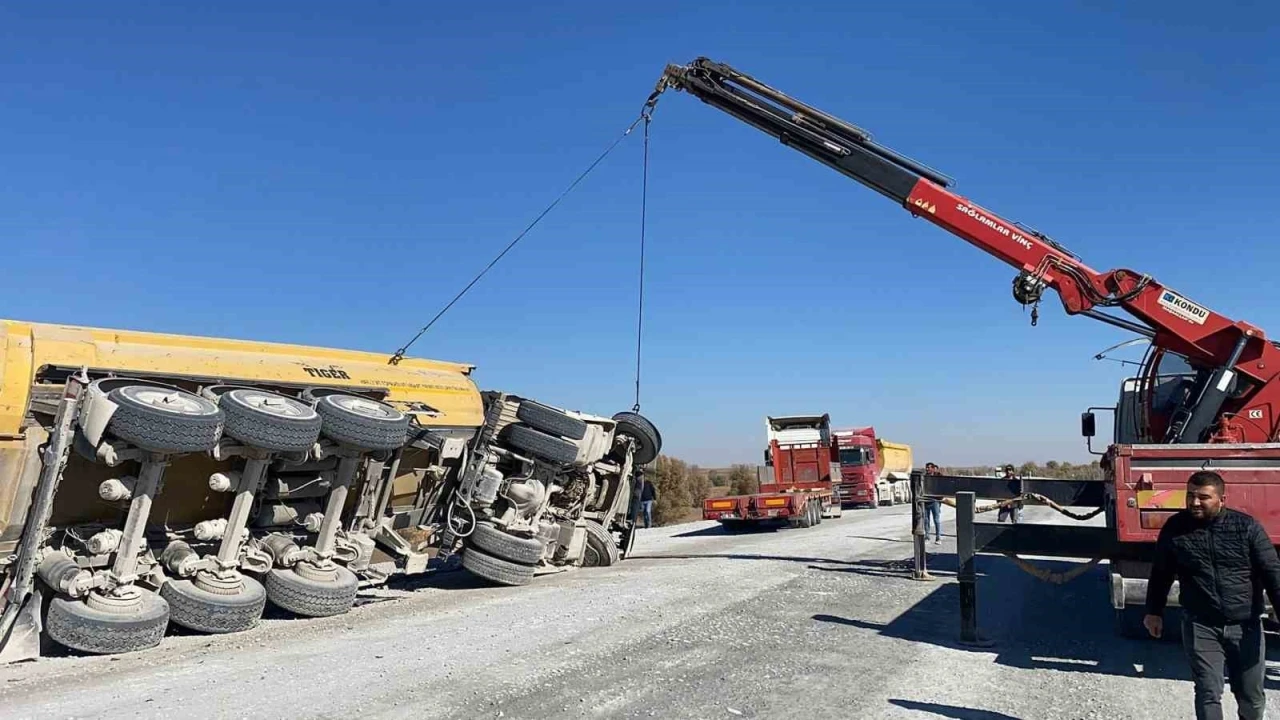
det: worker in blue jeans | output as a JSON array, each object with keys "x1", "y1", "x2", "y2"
[
  {"x1": 923, "y1": 463, "x2": 943, "y2": 543},
  {"x1": 639, "y1": 478, "x2": 657, "y2": 528}
]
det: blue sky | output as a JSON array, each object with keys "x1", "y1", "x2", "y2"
[{"x1": 2, "y1": 3, "x2": 1276, "y2": 466}]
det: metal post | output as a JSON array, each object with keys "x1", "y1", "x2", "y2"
[
  {"x1": 956, "y1": 491, "x2": 993, "y2": 647},
  {"x1": 911, "y1": 472, "x2": 931, "y2": 580},
  {"x1": 313, "y1": 455, "x2": 360, "y2": 561},
  {"x1": 214, "y1": 456, "x2": 267, "y2": 567},
  {"x1": 110, "y1": 457, "x2": 166, "y2": 581}
]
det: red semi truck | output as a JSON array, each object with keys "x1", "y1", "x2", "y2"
[
  {"x1": 703, "y1": 414, "x2": 842, "y2": 529},
  {"x1": 832, "y1": 427, "x2": 914, "y2": 509}
]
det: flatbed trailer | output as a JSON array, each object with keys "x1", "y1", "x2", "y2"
[{"x1": 704, "y1": 414, "x2": 842, "y2": 529}]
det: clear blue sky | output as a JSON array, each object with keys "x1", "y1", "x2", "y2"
[{"x1": 2, "y1": 3, "x2": 1276, "y2": 467}]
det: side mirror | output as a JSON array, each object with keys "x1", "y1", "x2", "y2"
[{"x1": 1081, "y1": 412, "x2": 1097, "y2": 438}]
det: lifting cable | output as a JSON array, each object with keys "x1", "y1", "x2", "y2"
[
  {"x1": 632, "y1": 113, "x2": 651, "y2": 412},
  {"x1": 388, "y1": 110, "x2": 652, "y2": 365}
]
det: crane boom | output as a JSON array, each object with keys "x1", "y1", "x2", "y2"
[{"x1": 648, "y1": 57, "x2": 1280, "y2": 444}]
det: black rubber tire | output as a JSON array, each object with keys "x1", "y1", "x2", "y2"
[
  {"x1": 516, "y1": 400, "x2": 588, "y2": 441},
  {"x1": 265, "y1": 565, "x2": 358, "y2": 617},
  {"x1": 467, "y1": 522, "x2": 545, "y2": 566},
  {"x1": 505, "y1": 424, "x2": 579, "y2": 465},
  {"x1": 612, "y1": 412, "x2": 662, "y2": 465},
  {"x1": 219, "y1": 389, "x2": 322, "y2": 453},
  {"x1": 314, "y1": 394, "x2": 409, "y2": 451},
  {"x1": 581, "y1": 520, "x2": 621, "y2": 567},
  {"x1": 45, "y1": 592, "x2": 170, "y2": 655},
  {"x1": 812, "y1": 501, "x2": 823, "y2": 525},
  {"x1": 161, "y1": 576, "x2": 267, "y2": 634},
  {"x1": 796, "y1": 504, "x2": 813, "y2": 529},
  {"x1": 105, "y1": 385, "x2": 224, "y2": 454},
  {"x1": 461, "y1": 547, "x2": 535, "y2": 586}
]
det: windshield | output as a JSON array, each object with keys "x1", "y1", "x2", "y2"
[{"x1": 838, "y1": 448, "x2": 869, "y2": 466}]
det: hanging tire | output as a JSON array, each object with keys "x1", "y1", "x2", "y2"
[
  {"x1": 219, "y1": 389, "x2": 322, "y2": 453},
  {"x1": 161, "y1": 575, "x2": 267, "y2": 634},
  {"x1": 45, "y1": 592, "x2": 170, "y2": 655},
  {"x1": 314, "y1": 394, "x2": 409, "y2": 451},
  {"x1": 467, "y1": 522, "x2": 545, "y2": 565},
  {"x1": 516, "y1": 400, "x2": 587, "y2": 441},
  {"x1": 505, "y1": 424, "x2": 580, "y2": 465},
  {"x1": 612, "y1": 412, "x2": 662, "y2": 465},
  {"x1": 581, "y1": 520, "x2": 621, "y2": 567},
  {"x1": 265, "y1": 565, "x2": 358, "y2": 617},
  {"x1": 461, "y1": 547, "x2": 535, "y2": 586},
  {"x1": 105, "y1": 385, "x2": 224, "y2": 454}
]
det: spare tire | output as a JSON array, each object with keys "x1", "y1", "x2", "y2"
[
  {"x1": 517, "y1": 400, "x2": 588, "y2": 440},
  {"x1": 505, "y1": 424, "x2": 579, "y2": 465},
  {"x1": 612, "y1": 412, "x2": 662, "y2": 465}
]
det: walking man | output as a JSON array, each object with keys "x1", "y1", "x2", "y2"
[
  {"x1": 1145, "y1": 470, "x2": 1280, "y2": 720},
  {"x1": 923, "y1": 462, "x2": 943, "y2": 543},
  {"x1": 996, "y1": 464, "x2": 1023, "y2": 524},
  {"x1": 639, "y1": 477, "x2": 658, "y2": 529}
]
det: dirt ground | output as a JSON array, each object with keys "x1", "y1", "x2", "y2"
[{"x1": 1, "y1": 504, "x2": 1278, "y2": 719}]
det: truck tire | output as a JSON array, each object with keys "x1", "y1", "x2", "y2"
[
  {"x1": 517, "y1": 400, "x2": 587, "y2": 441},
  {"x1": 219, "y1": 389, "x2": 322, "y2": 453},
  {"x1": 161, "y1": 575, "x2": 267, "y2": 634},
  {"x1": 582, "y1": 520, "x2": 621, "y2": 567},
  {"x1": 462, "y1": 547, "x2": 535, "y2": 586},
  {"x1": 611, "y1": 412, "x2": 662, "y2": 465},
  {"x1": 811, "y1": 501, "x2": 822, "y2": 525},
  {"x1": 45, "y1": 592, "x2": 170, "y2": 655},
  {"x1": 315, "y1": 394, "x2": 409, "y2": 451},
  {"x1": 505, "y1": 424, "x2": 579, "y2": 465},
  {"x1": 468, "y1": 522, "x2": 545, "y2": 566},
  {"x1": 265, "y1": 565, "x2": 359, "y2": 617},
  {"x1": 794, "y1": 503, "x2": 813, "y2": 529},
  {"x1": 105, "y1": 385, "x2": 224, "y2": 454}
]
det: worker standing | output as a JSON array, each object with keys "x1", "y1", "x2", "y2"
[
  {"x1": 922, "y1": 463, "x2": 943, "y2": 543},
  {"x1": 639, "y1": 478, "x2": 658, "y2": 529},
  {"x1": 1144, "y1": 471, "x2": 1280, "y2": 720},
  {"x1": 997, "y1": 464, "x2": 1023, "y2": 524}
]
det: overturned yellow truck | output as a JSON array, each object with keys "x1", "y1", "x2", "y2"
[{"x1": 0, "y1": 319, "x2": 659, "y2": 661}]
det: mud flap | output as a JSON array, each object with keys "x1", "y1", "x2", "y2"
[{"x1": 0, "y1": 586, "x2": 44, "y2": 664}]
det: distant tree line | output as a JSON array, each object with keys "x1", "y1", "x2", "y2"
[{"x1": 937, "y1": 460, "x2": 1103, "y2": 481}]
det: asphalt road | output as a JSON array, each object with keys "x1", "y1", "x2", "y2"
[{"x1": 2, "y1": 504, "x2": 1278, "y2": 719}]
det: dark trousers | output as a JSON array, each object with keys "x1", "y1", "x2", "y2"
[{"x1": 1181, "y1": 614, "x2": 1267, "y2": 720}]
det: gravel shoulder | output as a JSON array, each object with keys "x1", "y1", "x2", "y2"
[{"x1": 2, "y1": 504, "x2": 1278, "y2": 719}]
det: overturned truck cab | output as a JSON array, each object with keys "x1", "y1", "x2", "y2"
[{"x1": 0, "y1": 319, "x2": 659, "y2": 661}]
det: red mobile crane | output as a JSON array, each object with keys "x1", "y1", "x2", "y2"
[{"x1": 646, "y1": 57, "x2": 1280, "y2": 633}]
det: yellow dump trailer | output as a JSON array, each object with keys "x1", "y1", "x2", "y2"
[{"x1": 0, "y1": 319, "x2": 659, "y2": 662}]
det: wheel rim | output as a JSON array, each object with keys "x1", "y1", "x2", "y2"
[
  {"x1": 327, "y1": 395, "x2": 401, "y2": 420},
  {"x1": 123, "y1": 387, "x2": 213, "y2": 415},
  {"x1": 229, "y1": 389, "x2": 316, "y2": 419}
]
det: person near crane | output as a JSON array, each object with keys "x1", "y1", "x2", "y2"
[
  {"x1": 1144, "y1": 471, "x2": 1280, "y2": 720},
  {"x1": 997, "y1": 464, "x2": 1024, "y2": 524},
  {"x1": 922, "y1": 462, "x2": 943, "y2": 543}
]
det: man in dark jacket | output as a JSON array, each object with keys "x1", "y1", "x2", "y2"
[{"x1": 1145, "y1": 470, "x2": 1280, "y2": 720}]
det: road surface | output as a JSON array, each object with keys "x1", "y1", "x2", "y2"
[{"x1": 1, "y1": 504, "x2": 1277, "y2": 719}]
